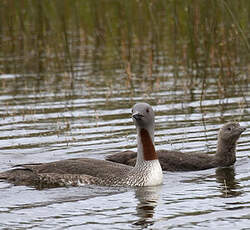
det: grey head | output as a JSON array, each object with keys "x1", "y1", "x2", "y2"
[
  {"x1": 218, "y1": 122, "x2": 246, "y2": 143},
  {"x1": 131, "y1": 103, "x2": 155, "y2": 129}
]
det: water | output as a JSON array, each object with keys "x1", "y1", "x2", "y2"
[{"x1": 0, "y1": 1, "x2": 250, "y2": 229}]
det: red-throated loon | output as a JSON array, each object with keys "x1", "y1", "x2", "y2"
[
  {"x1": 106, "y1": 122, "x2": 246, "y2": 171},
  {"x1": 0, "y1": 103, "x2": 163, "y2": 188}
]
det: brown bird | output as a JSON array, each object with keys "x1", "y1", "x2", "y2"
[
  {"x1": 0, "y1": 103, "x2": 162, "y2": 188},
  {"x1": 106, "y1": 122, "x2": 246, "y2": 171}
]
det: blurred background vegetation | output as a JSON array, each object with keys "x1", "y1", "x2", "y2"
[{"x1": 0, "y1": 0, "x2": 249, "y2": 96}]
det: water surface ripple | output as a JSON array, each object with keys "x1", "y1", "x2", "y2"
[
  {"x1": 0, "y1": 71, "x2": 249, "y2": 229},
  {"x1": 0, "y1": 1, "x2": 250, "y2": 228}
]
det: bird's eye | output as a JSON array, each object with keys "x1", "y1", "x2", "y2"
[
  {"x1": 227, "y1": 127, "x2": 232, "y2": 131},
  {"x1": 146, "y1": 108, "x2": 149, "y2": 113}
]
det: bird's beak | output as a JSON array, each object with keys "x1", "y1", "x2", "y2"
[
  {"x1": 132, "y1": 112, "x2": 144, "y2": 120},
  {"x1": 239, "y1": 126, "x2": 247, "y2": 134}
]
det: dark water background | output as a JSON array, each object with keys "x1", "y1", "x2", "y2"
[{"x1": 0, "y1": 1, "x2": 249, "y2": 229}]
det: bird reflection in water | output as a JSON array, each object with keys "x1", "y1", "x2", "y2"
[
  {"x1": 216, "y1": 167, "x2": 242, "y2": 198},
  {"x1": 133, "y1": 185, "x2": 162, "y2": 228}
]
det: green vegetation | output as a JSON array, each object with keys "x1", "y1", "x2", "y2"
[{"x1": 0, "y1": 0, "x2": 249, "y2": 93}]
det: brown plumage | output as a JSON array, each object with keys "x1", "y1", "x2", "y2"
[
  {"x1": 0, "y1": 103, "x2": 163, "y2": 188},
  {"x1": 106, "y1": 122, "x2": 246, "y2": 171},
  {"x1": 0, "y1": 159, "x2": 131, "y2": 188}
]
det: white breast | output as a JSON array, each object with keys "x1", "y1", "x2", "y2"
[{"x1": 143, "y1": 160, "x2": 163, "y2": 186}]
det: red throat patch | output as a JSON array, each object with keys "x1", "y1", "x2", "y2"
[{"x1": 140, "y1": 128, "x2": 157, "y2": 161}]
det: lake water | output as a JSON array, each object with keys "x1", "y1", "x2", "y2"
[{"x1": 0, "y1": 1, "x2": 249, "y2": 229}]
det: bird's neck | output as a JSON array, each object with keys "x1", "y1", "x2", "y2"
[
  {"x1": 136, "y1": 127, "x2": 158, "y2": 164},
  {"x1": 215, "y1": 138, "x2": 236, "y2": 166}
]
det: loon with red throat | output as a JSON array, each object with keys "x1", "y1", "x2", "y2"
[{"x1": 0, "y1": 103, "x2": 163, "y2": 188}]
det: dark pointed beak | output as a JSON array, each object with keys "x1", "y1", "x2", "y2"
[
  {"x1": 132, "y1": 112, "x2": 144, "y2": 120},
  {"x1": 239, "y1": 126, "x2": 247, "y2": 133}
]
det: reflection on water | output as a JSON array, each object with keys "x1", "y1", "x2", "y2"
[
  {"x1": 215, "y1": 167, "x2": 242, "y2": 198},
  {"x1": 0, "y1": 0, "x2": 250, "y2": 229},
  {"x1": 133, "y1": 186, "x2": 162, "y2": 228}
]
